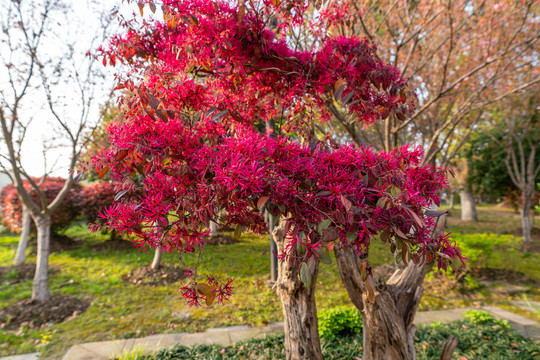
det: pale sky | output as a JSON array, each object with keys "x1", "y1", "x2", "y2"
[{"x1": 0, "y1": 0, "x2": 150, "y2": 179}]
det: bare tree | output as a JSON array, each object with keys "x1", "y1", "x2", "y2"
[
  {"x1": 502, "y1": 93, "x2": 539, "y2": 249},
  {"x1": 324, "y1": 0, "x2": 539, "y2": 222},
  {"x1": 0, "y1": 0, "x2": 113, "y2": 301}
]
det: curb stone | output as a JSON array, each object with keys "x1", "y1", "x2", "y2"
[{"x1": 0, "y1": 355, "x2": 39, "y2": 360}]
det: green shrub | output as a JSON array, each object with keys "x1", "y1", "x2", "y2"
[
  {"x1": 453, "y1": 233, "x2": 520, "y2": 268},
  {"x1": 317, "y1": 306, "x2": 362, "y2": 340},
  {"x1": 462, "y1": 309, "x2": 510, "y2": 328}
]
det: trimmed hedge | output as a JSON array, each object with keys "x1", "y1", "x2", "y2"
[
  {"x1": 0, "y1": 178, "x2": 83, "y2": 233},
  {"x1": 81, "y1": 181, "x2": 117, "y2": 223}
]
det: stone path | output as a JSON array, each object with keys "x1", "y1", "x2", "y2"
[{"x1": 2, "y1": 306, "x2": 539, "y2": 360}]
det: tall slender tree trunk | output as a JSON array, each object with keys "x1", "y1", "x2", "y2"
[
  {"x1": 460, "y1": 184, "x2": 478, "y2": 221},
  {"x1": 209, "y1": 220, "x2": 218, "y2": 237},
  {"x1": 448, "y1": 190, "x2": 455, "y2": 210},
  {"x1": 520, "y1": 194, "x2": 532, "y2": 250},
  {"x1": 33, "y1": 214, "x2": 51, "y2": 302},
  {"x1": 334, "y1": 215, "x2": 449, "y2": 360},
  {"x1": 14, "y1": 206, "x2": 31, "y2": 266},
  {"x1": 151, "y1": 247, "x2": 162, "y2": 270},
  {"x1": 273, "y1": 221, "x2": 323, "y2": 360}
]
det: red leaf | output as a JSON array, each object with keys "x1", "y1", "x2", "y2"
[
  {"x1": 143, "y1": 161, "x2": 153, "y2": 176},
  {"x1": 326, "y1": 242, "x2": 335, "y2": 253},
  {"x1": 97, "y1": 165, "x2": 109, "y2": 179},
  {"x1": 257, "y1": 196, "x2": 269, "y2": 213},
  {"x1": 114, "y1": 150, "x2": 129, "y2": 161}
]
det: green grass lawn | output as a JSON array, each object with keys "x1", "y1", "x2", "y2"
[{"x1": 0, "y1": 206, "x2": 539, "y2": 358}]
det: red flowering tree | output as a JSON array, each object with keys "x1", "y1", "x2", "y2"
[{"x1": 93, "y1": 1, "x2": 462, "y2": 358}]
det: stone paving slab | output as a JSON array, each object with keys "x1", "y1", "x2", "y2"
[
  {"x1": 0, "y1": 354, "x2": 39, "y2": 360},
  {"x1": 414, "y1": 308, "x2": 469, "y2": 325},
  {"x1": 3, "y1": 307, "x2": 538, "y2": 360},
  {"x1": 512, "y1": 300, "x2": 540, "y2": 314}
]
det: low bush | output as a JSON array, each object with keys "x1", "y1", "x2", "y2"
[
  {"x1": 317, "y1": 306, "x2": 362, "y2": 340},
  {"x1": 453, "y1": 232, "x2": 520, "y2": 268},
  {"x1": 133, "y1": 311, "x2": 539, "y2": 360}
]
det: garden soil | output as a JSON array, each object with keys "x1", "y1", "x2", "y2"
[
  {"x1": 122, "y1": 264, "x2": 188, "y2": 286},
  {"x1": 0, "y1": 294, "x2": 90, "y2": 330}
]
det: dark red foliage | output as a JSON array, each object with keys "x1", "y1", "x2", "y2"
[
  {"x1": 81, "y1": 181, "x2": 118, "y2": 223},
  {"x1": 91, "y1": 0, "x2": 462, "y2": 306},
  {"x1": 0, "y1": 178, "x2": 83, "y2": 233}
]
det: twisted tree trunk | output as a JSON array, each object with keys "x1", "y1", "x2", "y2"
[
  {"x1": 335, "y1": 215, "x2": 448, "y2": 360},
  {"x1": 273, "y1": 221, "x2": 323, "y2": 360},
  {"x1": 335, "y1": 246, "x2": 423, "y2": 359}
]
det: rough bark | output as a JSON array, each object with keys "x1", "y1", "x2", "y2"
[
  {"x1": 335, "y1": 246, "x2": 423, "y2": 360},
  {"x1": 335, "y1": 215, "x2": 448, "y2": 360},
  {"x1": 439, "y1": 335, "x2": 458, "y2": 360},
  {"x1": 151, "y1": 247, "x2": 162, "y2": 270},
  {"x1": 14, "y1": 206, "x2": 31, "y2": 266},
  {"x1": 273, "y1": 221, "x2": 323, "y2": 360},
  {"x1": 459, "y1": 184, "x2": 478, "y2": 221},
  {"x1": 32, "y1": 214, "x2": 51, "y2": 302}
]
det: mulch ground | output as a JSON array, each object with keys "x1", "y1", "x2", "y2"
[
  {"x1": 0, "y1": 264, "x2": 57, "y2": 285},
  {"x1": 471, "y1": 267, "x2": 539, "y2": 285},
  {"x1": 122, "y1": 264, "x2": 188, "y2": 286},
  {"x1": 0, "y1": 294, "x2": 90, "y2": 330},
  {"x1": 207, "y1": 234, "x2": 237, "y2": 245}
]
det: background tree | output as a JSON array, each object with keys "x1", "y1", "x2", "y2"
[
  {"x1": 479, "y1": 91, "x2": 540, "y2": 249},
  {"x1": 0, "y1": 0, "x2": 112, "y2": 301},
  {"x1": 322, "y1": 0, "x2": 539, "y2": 221},
  {"x1": 93, "y1": 1, "x2": 461, "y2": 359}
]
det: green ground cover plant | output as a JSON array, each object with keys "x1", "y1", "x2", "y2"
[{"x1": 125, "y1": 310, "x2": 540, "y2": 360}]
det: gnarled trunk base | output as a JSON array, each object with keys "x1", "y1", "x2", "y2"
[
  {"x1": 335, "y1": 245, "x2": 423, "y2": 360},
  {"x1": 334, "y1": 215, "x2": 449, "y2": 360},
  {"x1": 273, "y1": 222, "x2": 323, "y2": 360}
]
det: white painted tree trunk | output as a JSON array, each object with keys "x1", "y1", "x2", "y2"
[
  {"x1": 151, "y1": 247, "x2": 162, "y2": 270},
  {"x1": 14, "y1": 206, "x2": 31, "y2": 266},
  {"x1": 460, "y1": 184, "x2": 478, "y2": 221},
  {"x1": 210, "y1": 220, "x2": 218, "y2": 237},
  {"x1": 32, "y1": 215, "x2": 51, "y2": 302}
]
